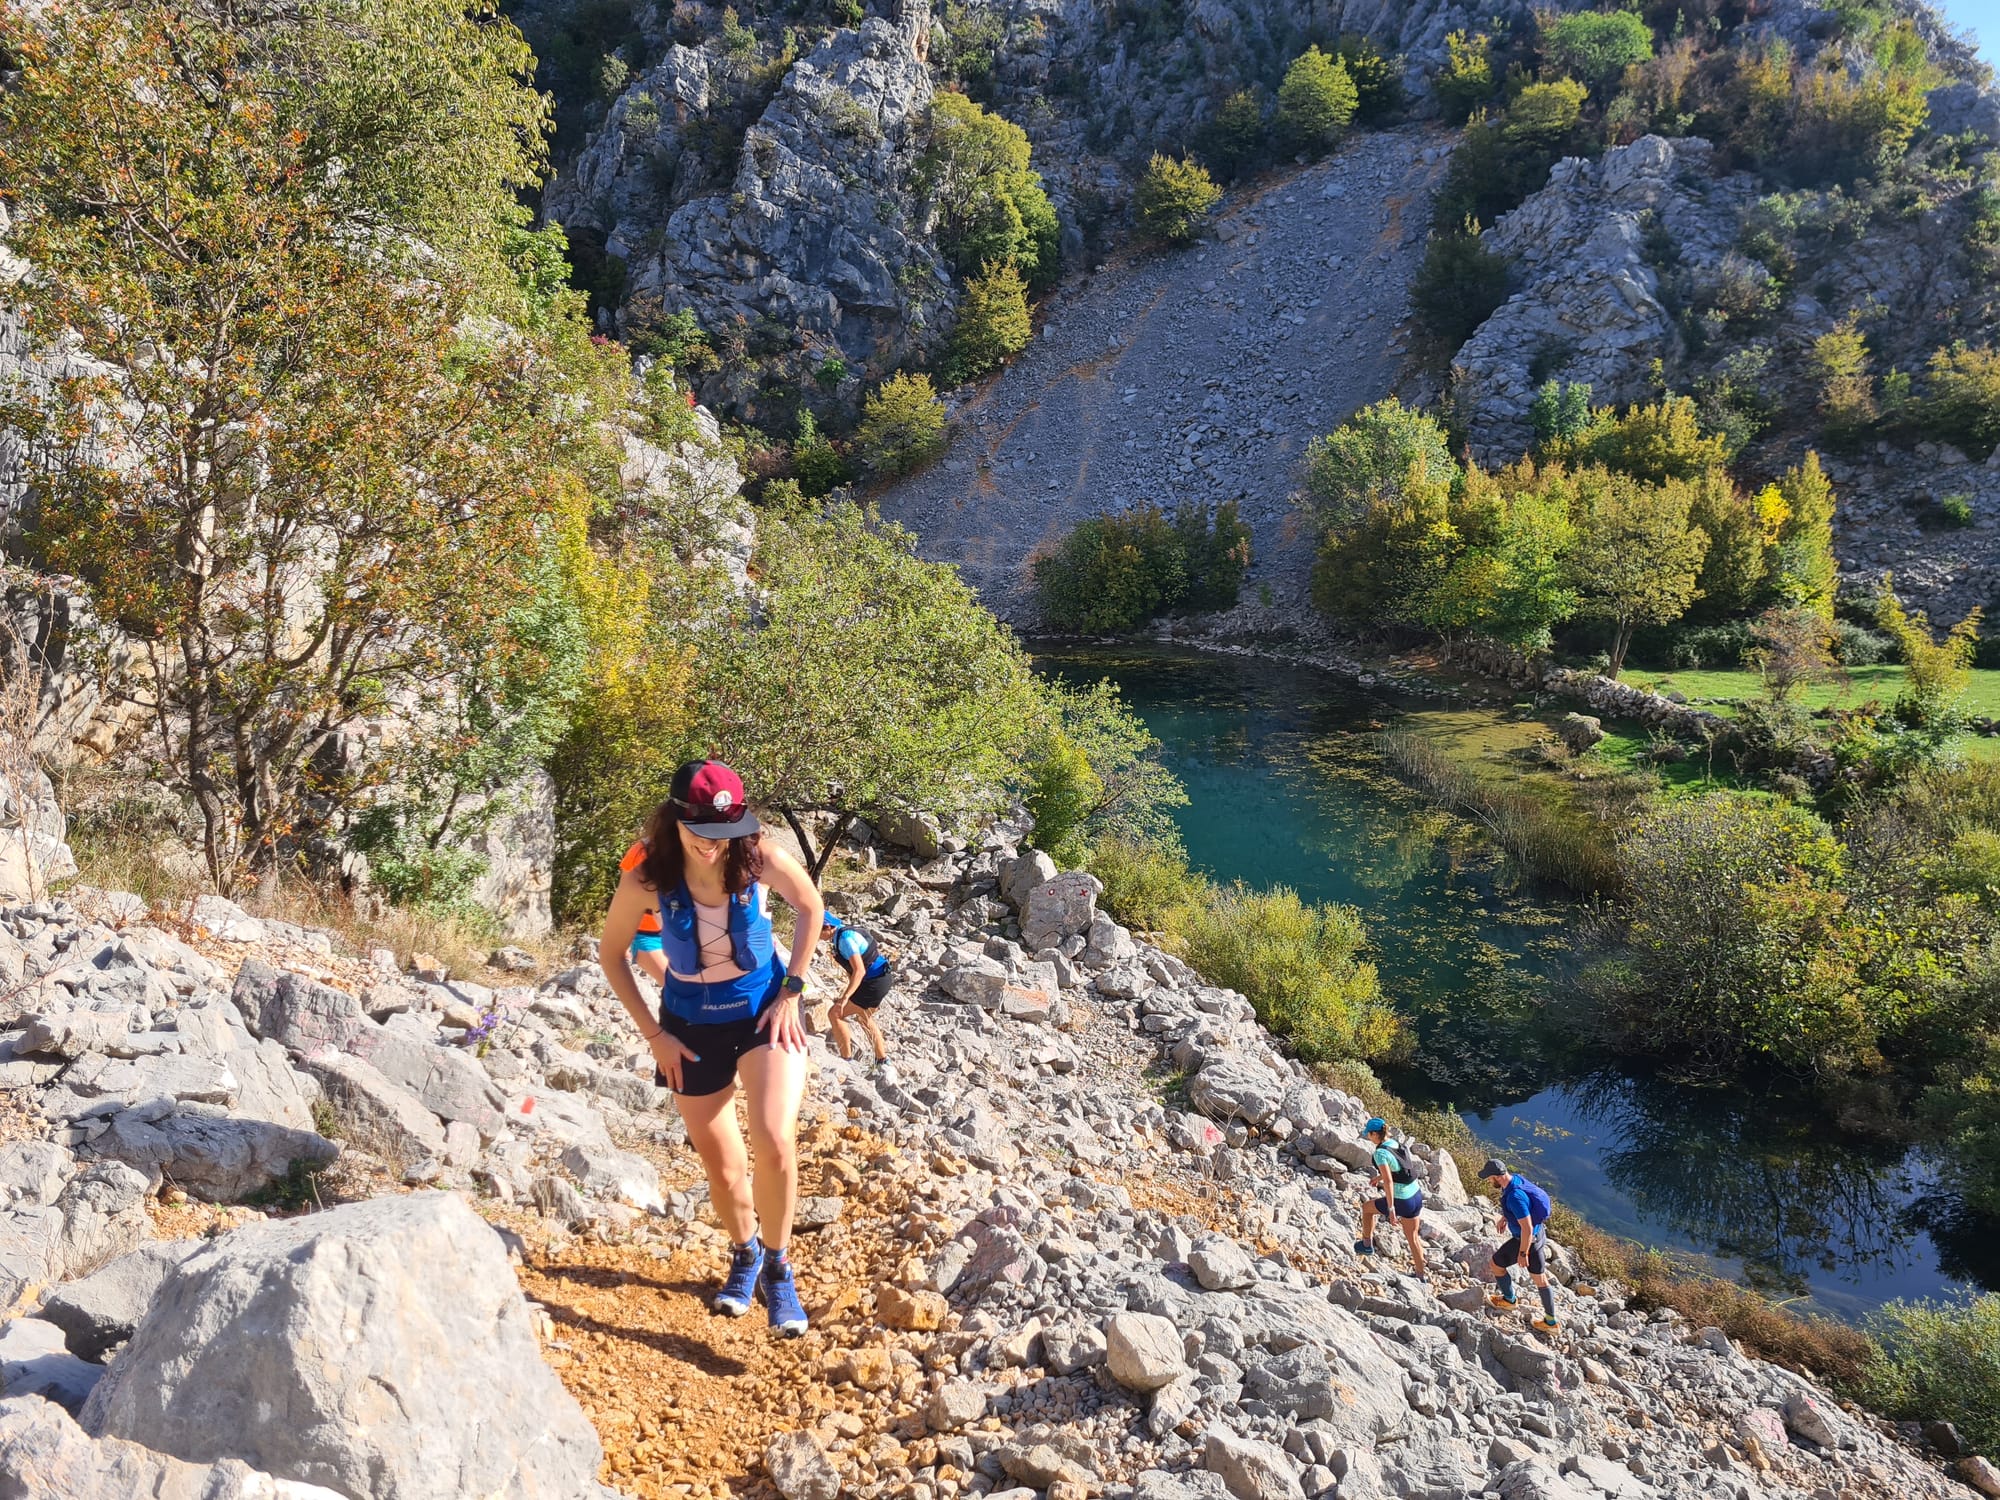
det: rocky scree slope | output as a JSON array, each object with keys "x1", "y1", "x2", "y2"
[
  {"x1": 0, "y1": 820, "x2": 1987, "y2": 1498},
  {"x1": 877, "y1": 128, "x2": 1448, "y2": 618}
]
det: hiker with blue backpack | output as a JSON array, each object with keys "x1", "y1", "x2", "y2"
[
  {"x1": 1353, "y1": 1117, "x2": 1428, "y2": 1280},
  {"x1": 1482, "y1": 1157, "x2": 1560, "y2": 1335},
  {"x1": 599, "y1": 760, "x2": 822, "y2": 1338},
  {"x1": 822, "y1": 912, "x2": 897, "y2": 1082}
]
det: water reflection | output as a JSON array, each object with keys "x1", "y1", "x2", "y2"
[{"x1": 1035, "y1": 644, "x2": 1996, "y2": 1310}]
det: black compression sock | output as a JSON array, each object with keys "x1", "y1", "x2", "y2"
[{"x1": 1539, "y1": 1285, "x2": 1557, "y2": 1320}]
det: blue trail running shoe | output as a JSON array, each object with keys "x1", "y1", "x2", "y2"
[
  {"x1": 713, "y1": 1237, "x2": 764, "y2": 1316},
  {"x1": 760, "y1": 1254, "x2": 808, "y2": 1337}
]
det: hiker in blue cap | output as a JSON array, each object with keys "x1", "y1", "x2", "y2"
[
  {"x1": 1354, "y1": 1117, "x2": 1427, "y2": 1280},
  {"x1": 1482, "y1": 1157, "x2": 1559, "y2": 1335},
  {"x1": 821, "y1": 911, "x2": 897, "y2": 1082}
]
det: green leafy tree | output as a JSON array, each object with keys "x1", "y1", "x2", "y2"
[
  {"x1": 1336, "y1": 35, "x2": 1405, "y2": 123},
  {"x1": 1435, "y1": 31, "x2": 1495, "y2": 123},
  {"x1": 1199, "y1": 89, "x2": 1267, "y2": 179},
  {"x1": 1529, "y1": 379, "x2": 1593, "y2": 448},
  {"x1": 1411, "y1": 218, "x2": 1510, "y2": 344},
  {"x1": 1769, "y1": 451, "x2": 1838, "y2": 617},
  {"x1": 1812, "y1": 317, "x2": 1877, "y2": 440},
  {"x1": 1876, "y1": 579, "x2": 1982, "y2": 730},
  {"x1": 857, "y1": 372, "x2": 947, "y2": 474},
  {"x1": 791, "y1": 410, "x2": 851, "y2": 497},
  {"x1": 1276, "y1": 46, "x2": 1359, "y2": 156},
  {"x1": 0, "y1": 0, "x2": 592, "y2": 887},
  {"x1": 1558, "y1": 394, "x2": 1729, "y2": 484},
  {"x1": 1924, "y1": 343, "x2": 2000, "y2": 458},
  {"x1": 1541, "y1": 11, "x2": 1654, "y2": 92},
  {"x1": 1033, "y1": 503, "x2": 1250, "y2": 631},
  {"x1": 946, "y1": 260, "x2": 1033, "y2": 382},
  {"x1": 1135, "y1": 154, "x2": 1224, "y2": 245},
  {"x1": 914, "y1": 92, "x2": 1060, "y2": 288},
  {"x1": 1603, "y1": 794, "x2": 1872, "y2": 1074},
  {"x1": 1428, "y1": 466, "x2": 1579, "y2": 650},
  {"x1": 675, "y1": 501, "x2": 1042, "y2": 878},
  {"x1": 1566, "y1": 466, "x2": 1710, "y2": 676},
  {"x1": 1023, "y1": 678, "x2": 1188, "y2": 862},
  {"x1": 1684, "y1": 466, "x2": 1768, "y2": 619},
  {"x1": 1299, "y1": 399, "x2": 1461, "y2": 534}
]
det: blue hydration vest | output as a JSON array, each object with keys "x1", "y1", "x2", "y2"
[
  {"x1": 656, "y1": 882, "x2": 774, "y2": 977},
  {"x1": 834, "y1": 921, "x2": 890, "y2": 978}
]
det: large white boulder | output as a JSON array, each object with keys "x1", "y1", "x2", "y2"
[
  {"x1": 0, "y1": 1394, "x2": 346, "y2": 1499},
  {"x1": 81, "y1": 1192, "x2": 611, "y2": 1500}
]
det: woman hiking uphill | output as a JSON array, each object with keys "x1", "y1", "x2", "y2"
[{"x1": 599, "y1": 760, "x2": 823, "y2": 1337}]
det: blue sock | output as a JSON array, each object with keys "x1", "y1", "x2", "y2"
[
  {"x1": 1539, "y1": 1285, "x2": 1557, "y2": 1320},
  {"x1": 1495, "y1": 1273, "x2": 1512, "y2": 1299},
  {"x1": 764, "y1": 1245, "x2": 790, "y2": 1277}
]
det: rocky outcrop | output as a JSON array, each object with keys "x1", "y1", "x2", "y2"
[
  {"x1": 1454, "y1": 136, "x2": 1761, "y2": 463},
  {"x1": 80, "y1": 1193, "x2": 613, "y2": 1500},
  {"x1": 0, "y1": 753, "x2": 73, "y2": 904},
  {"x1": 557, "y1": 9, "x2": 953, "y2": 420}
]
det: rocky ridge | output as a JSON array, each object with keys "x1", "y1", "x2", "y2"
[{"x1": 0, "y1": 815, "x2": 1985, "y2": 1499}]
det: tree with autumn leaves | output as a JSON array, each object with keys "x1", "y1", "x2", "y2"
[{"x1": 0, "y1": 0, "x2": 609, "y2": 889}]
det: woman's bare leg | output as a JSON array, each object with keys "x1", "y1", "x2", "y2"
[
  {"x1": 674, "y1": 1085, "x2": 754, "y2": 1244},
  {"x1": 737, "y1": 1044, "x2": 809, "y2": 1253}
]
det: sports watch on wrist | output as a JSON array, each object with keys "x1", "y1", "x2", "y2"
[{"x1": 780, "y1": 974, "x2": 806, "y2": 996}]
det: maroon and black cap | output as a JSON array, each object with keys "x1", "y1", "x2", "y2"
[{"x1": 669, "y1": 760, "x2": 761, "y2": 839}]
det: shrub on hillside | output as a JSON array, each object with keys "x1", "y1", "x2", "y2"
[
  {"x1": 1136, "y1": 154, "x2": 1223, "y2": 245},
  {"x1": 1812, "y1": 317, "x2": 1877, "y2": 441},
  {"x1": 1336, "y1": 35, "x2": 1404, "y2": 122},
  {"x1": 1862, "y1": 1296, "x2": 2000, "y2": 1457},
  {"x1": 1529, "y1": 379, "x2": 1593, "y2": 448},
  {"x1": 1432, "y1": 79, "x2": 1589, "y2": 229},
  {"x1": 1276, "y1": 46, "x2": 1358, "y2": 156},
  {"x1": 944, "y1": 260, "x2": 1032, "y2": 383},
  {"x1": 1411, "y1": 219, "x2": 1510, "y2": 345},
  {"x1": 1434, "y1": 31, "x2": 1495, "y2": 123},
  {"x1": 790, "y1": 410, "x2": 850, "y2": 496},
  {"x1": 856, "y1": 371, "x2": 946, "y2": 474},
  {"x1": 1299, "y1": 398, "x2": 1459, "y2": 533},
  {"x1": 1198, "y1": 88, "x2": 1267, "y2": 180},
  {"x1": 1923, "y1": 343, "x2": 2000, "y2": 458},
  {"x1": 1180, "y1": 883, "x2": 1402, "y2": 1064},
  {"x1": 1032, "y1": 501, "x2": 1252, "y2": 632},
  {"x1": 1541, "y1": 10, "x2": 1653, "y2": 91}
]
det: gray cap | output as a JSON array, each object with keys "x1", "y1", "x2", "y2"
[{"x1": 1479, "y1": 1158, "x2": 1509, "y2": 1180}]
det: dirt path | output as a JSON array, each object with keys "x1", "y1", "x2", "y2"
[{"x1": 876, "y1": 126, "x2": 1452, "y2": 619}]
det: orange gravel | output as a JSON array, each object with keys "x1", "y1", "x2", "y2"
[{"x1": 515, "y1": 1119, "x2": 964, "y2": 1499}]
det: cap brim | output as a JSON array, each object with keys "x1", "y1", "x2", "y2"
[{"x1": 682, "y1": 812, "x2": 761, "y2": 839}]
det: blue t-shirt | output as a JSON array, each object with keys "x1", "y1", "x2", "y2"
[
  {"x1": 836, "y1": 929, "x2": 870, "y2": 964},
  {"x1": 1500, "y1": 1174, "x2": 1551, "y2": 1232}
]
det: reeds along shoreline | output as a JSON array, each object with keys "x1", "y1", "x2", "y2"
[{"x1": 1377, "y1": 729, "x2": 1625, "y2": 896}]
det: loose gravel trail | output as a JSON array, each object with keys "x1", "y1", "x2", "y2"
[{"x1": 876, "y1": 126, "x2": 1452, "y2": 620}]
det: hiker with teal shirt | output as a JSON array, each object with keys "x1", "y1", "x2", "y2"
[
  {"x1": 1353, "y1": 1117, "x2": 1428, "y2": 1280},
  {"x1": 599, "y1": 759, "x2": 822, "y2": 1337},
  {"x1": 1482, "y1": 1157, "x2": 1560, "y2": 1336},
  {"x1": 822, "y1": 912, "x2": 897, "y2": 1081}
]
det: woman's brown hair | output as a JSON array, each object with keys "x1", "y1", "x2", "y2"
[{"x1": 639, "y1": 802, "x2": 765, "y2": 897}]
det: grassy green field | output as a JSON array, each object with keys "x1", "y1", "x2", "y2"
[
  {"x1": 1615, "y1": 665, "x2": 2000, "y2": 764},
  {"x1": 1621, "y1": 664, "x2": 2000, "y2": 719}
]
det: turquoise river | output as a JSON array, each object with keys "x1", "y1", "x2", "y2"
[{"x1": 1037, "y1": 644, "x2": 2000, "y2": 1320}]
